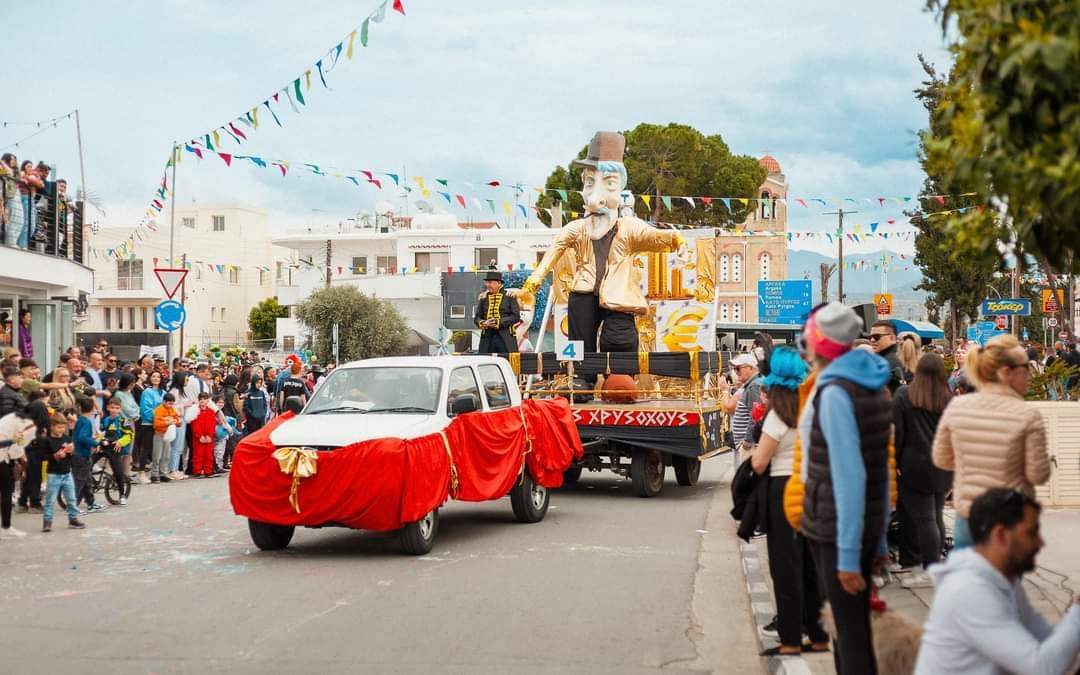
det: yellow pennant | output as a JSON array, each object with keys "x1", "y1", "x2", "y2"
[
  {"x1": 212, "y1": 129, "x2": 221, "y2": 150},
  {"x1": 413, "y1": 176, "x2": 426, "y2": 190},
  {"x1": 346, "y1": 29, "x2": 357, "y2": 59},
  {"x1": 738, "y1": 198, "x2": 749, "y2": 206},
  {"x1": 304, "y1": 69, "x2": 312, "y2": 91},
  {"x1": 502, "y1": 202, "x2": 512, "y2": 215},
  {"x1": 641, "y1": 195, "x2": 652, "y2": 209},
  {"x1": 251, "y1": 106, "x2": 259, "y2": 129}
]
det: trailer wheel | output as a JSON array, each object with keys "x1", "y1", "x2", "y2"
[
  {"x1": 562, "y1": 464, "x2": 583, "y2": 485},
  {"x1": 631, "y1": 449, "x2": 665, "y2": 497},
  {"x1": 400, "y1": 509, "x2": 439, "y2": 555},
  {"x1": 510, "y1": 469, "x2": 550, "y2": 523},
  {"x1": 672, "y1": 456, "x2": 702, "y2": 487},
  {"x1": 248, "y1": 519, "x2": 295, "y2": 551}
]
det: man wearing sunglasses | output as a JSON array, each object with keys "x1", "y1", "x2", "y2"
[
  {"x1": 723, "y1": 353, "x2": 761, "y2": 453},
  {"x1": 869, "y1": 320, "x2": 907, "y2": 394},
  {"x1": 916, "y1": 488, "x2": 1080, "y2": 674}
]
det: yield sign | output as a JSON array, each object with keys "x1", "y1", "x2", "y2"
[{"x1": 154, "y1": 268, "x2": 188, "y2": 299}]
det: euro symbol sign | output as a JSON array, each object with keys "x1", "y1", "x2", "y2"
[{"x1": 661, "y1": 306, "x2": 707, "y2": 352}]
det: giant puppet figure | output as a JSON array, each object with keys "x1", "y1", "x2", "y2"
[{"x1": 522, "y1": 132, "x2": 686, "y2": 362}]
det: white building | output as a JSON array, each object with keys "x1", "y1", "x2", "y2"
[
  {"x1": 81, "y1": 204, "x2": 291, "y2": 360},
  {"x1": 0, "y1": 210, "x2": 94, "y2": 373}
]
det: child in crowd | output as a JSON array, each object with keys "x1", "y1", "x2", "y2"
[
  {"x1": 16, "y1": 388, "x2": 51, "y2": 512},
  {"x1": 40, "y1": 414, "x2": 84, "y2": 531},
  {"x1": 189, "y1": 393, "x2": 217, "y2": 478},
  {"x1": 99, "y1": 398, "x2": 132, "y2": 505},
  {"x1": 72, "y1": 398, "x2": 106, "y2": 512},
  {"x1": 211, "y1": 394, "x2": 235, "y2": 473},
  {"x1": 151, "y1": 393, "x2": 181, "y2": 483}
]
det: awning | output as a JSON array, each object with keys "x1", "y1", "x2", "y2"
[{"x1": 892, "y1": 319, "x2": 945, "y2": 341}]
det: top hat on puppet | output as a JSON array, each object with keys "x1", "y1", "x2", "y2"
[
  {"x1": 572, "y1": 132, "x2": 626, "y2": 169},
  {"x1": 484, "y1": 271, "x2": 503, "y2": 283}
]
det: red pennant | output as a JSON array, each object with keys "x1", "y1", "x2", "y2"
[
  {"x1": 976, "y1": 205, "x2": 986, "y2": 213},
  {"x1": 191, "y1": 147, "x2": 203, "y2": 159},
  {"x1": 153, "y1": 257, "x2": 159, "y2": 266},
  {"x1": 506, "y1": 264, "x2": 513, "y2": 271},
  {"x1": 701, "y1": 196, "x2": 712, "y2": 206},
  {"x1": 796, "y1": 198, "x2": 808, "y2": 208},
  {"x1": 360, "y1": 170, "x2": 373, "y2": 180},
  {"x1": 392, "y1": 0, "x2": 406, "y2": 15},
  {"x1": 486, "y1": 181, "x2": 500, "y2": 187},
  {"x1": 218, "y1": 152, "x2": 232, "y2": 166},
  {"x1": 446, "y1": 267, "x2": 453, "y2": 276},
  {"x1": 228, "y1": 122, "x2": 247, "y2": 140},
  {"x1": 337, "y1": 267, "x2": 343, "y2": 275},
  {"x1": 368, "y1": 178, "x2": 382, "y2": 189},
  {"x1": 275, "y1": 163, "x2": 287, "y2": 176},
  {"x1": 878, "y1": 197, "x2": 886, "y2": 206},
  {"x1": 456, "y1": 194, "x2": 467, "y2": 208},
  {"x1": 273, "y1": 92, "x2": 280, "y2": 102},
  {"x1": 934, "y1": 195, "x2": 945, "y2": 205},
  {"x1": 887, "y1": 219, "x2": 896, "y2": 224}
]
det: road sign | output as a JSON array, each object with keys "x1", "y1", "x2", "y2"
[
  {"x1": 1042, "y1": 288, "x2": 1065, "y2": 313},
  {"x1": 1047, "y1": 317, "x2": 1058, "y2": 328},
  {"x1": 995, "y1": 315, "x2": 1008, "y2": 330},
  {"x1": 1021, "y1": 327, "x2": 1030, "y2": 341},
  {"x1": 874, "y1": 293, "x2": 893, "y2": 316},
  {"x1": 757, "y1": 280, "x2": 813, "y2": 325},
  {"x1": 154, "y1": 268, "x2": 188, "y2": 299},
  {"x1": 980, "y1": 298, "x2": 1031, "y2": 316},
  {"x1": 969, "y1": 320, "x2": 1006, "y2": 346},
  {"x1": 154, "y1": 300, "x2": 186, "y2": 333}
]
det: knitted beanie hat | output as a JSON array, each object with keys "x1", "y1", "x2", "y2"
[{"x1": 804, "y1": 302, "x2": 863, "y2": 361}]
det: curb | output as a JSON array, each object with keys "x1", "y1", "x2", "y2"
[{"x1": 738, "y1": 540, "x2": 814, "y2": 675}]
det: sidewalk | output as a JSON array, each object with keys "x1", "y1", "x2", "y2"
[{"x1": 739, "y1": 508, "x2": 1078, "y2": 675}]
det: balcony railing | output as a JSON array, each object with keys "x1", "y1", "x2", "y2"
[{"x1": 0, "y1": 188, "x2": 84, "y2": 263}]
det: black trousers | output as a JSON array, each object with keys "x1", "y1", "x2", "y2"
[
  {"x1": 894, "y1": 491, "x2": 921, "y2": 566},
  {"x1": 567, "y1": 292, "x2": 638, "y2": 383},
  {"x1": 18, "y1": 443, "x2": 43, "y2": 507},
  {"x1": 900, "y1": 485, "x2": 947, "y2": 568},
  {"x1": 807, "y1": 539, "x2": 877, "y2": 675},
  {"x1": 72, "y1": 455, "x2": 95, "y2": 507},
  {"x1": 766, "y1": 476, "x2": 829, "y2": 647},
  {"x1": 135, "y1": 423, "x2": 154, "y2": 471},
  {"x1": 478, "y1": 331, "x2": 509, "y2": 354},
  {"x1": 0, "y1": 462, "x2": 14, "y2": 528},
  {"x1": 101, "y1": 447, "x2": 129, "y2": 499}
]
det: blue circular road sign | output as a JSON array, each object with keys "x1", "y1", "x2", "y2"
[{"x1": 155, "y1": 300, "x2": 186, "y2": 333}]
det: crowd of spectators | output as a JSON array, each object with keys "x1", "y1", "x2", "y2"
[{"x1": 0, "y1": 152, "x2": 77, "y2": 252}]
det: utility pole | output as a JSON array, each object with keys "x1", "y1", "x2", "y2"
[
  {"x1": 73, "y1": 109, "x2": 87, "y2": 202},
  {"x1": 178, "y1": 252, "x2": 187, "y2": 357},
  {"x1": 819, "y1": 263, "x2": 837, "y2": 304},
  {"x1": 325, "y1": 239, "x2": 332, "y2": 288},
  {"x1": 167, "y1": 142, "x2": 178, "y2": 366},
  {"x1": 823, "y1": 207, "x2": 857, "y2": 303},
  {"x1": 1011, "y1": 243, "x2": 1022, "y2": 336}
]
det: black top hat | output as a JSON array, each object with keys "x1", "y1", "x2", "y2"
[{"x1": 484, "y1": 271, "x2": 503, "y2": 283}]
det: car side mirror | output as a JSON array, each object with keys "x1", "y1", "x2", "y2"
[
  {"x1": 284, "y1": 395, "x2": 305, "y2": 415},
  {"x1": 450, "y1": 394, "x2": 479, "y2": 416}
]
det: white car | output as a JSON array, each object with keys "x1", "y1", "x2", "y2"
[{"x1": 245, "y1": 355, "x2": 551, "y2": 554}]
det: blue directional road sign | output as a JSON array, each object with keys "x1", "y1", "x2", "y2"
[
  {"x1": 758, "y1": 280, "x2": 813, "y2": 325},
  {"x1": 967, "y1": 320, "x2": 1006, "y2": 346},
  {"x1": 154, "y1": 300, "x2": 186, "y2": 333}
]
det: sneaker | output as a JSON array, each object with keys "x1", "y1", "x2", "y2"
[
  {"x1": 68, "y1": 519, "x2": 86, "y2": 529},
  {"x1": 15, "y1": 504, "x2": 28, "y2": 514},
  {"x1": 119, "y1": 497, "x2": 128, "y2": 506},
  {"x1": 137, "y1": 473, "x2": 151, "y2": 485},
  {"x1": 159, "y1": 475, "x2": 171, "y2": 483},
  {"x1": 29, "y1": 504, "x2": 44, "y2": 513},
  {"x1": 901, "y1": 570, "x2": 934, "y2": 589},
  {"x1": 150, "y1": 476, "x2": 160, "y2": 484},
  {"x1": 42, "y1": 520, "x2": 52, "y2": 532},
  {"x1": 86, "y1": 503, "x2": 107, "y2": 514},
  {"x1": 0, "y1": 526, "x2": 27, "y2": 539},
  {"x1": 759, "y1": 617, "x2": 779, "y2": 640}
]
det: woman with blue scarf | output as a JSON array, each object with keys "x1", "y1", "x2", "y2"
[{"x1": 752, "y1": 347, "x2": 830, "y2": 656}]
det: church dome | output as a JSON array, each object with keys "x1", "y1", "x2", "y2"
[{"x1": 758, "y1": 155, "x2": 782, "y2": 175}]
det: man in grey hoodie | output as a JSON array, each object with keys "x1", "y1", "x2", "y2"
[{"x1": 915, "y1": 488, "x2": 1080, "y2": 674}]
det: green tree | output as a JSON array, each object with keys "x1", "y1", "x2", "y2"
[
  {"x1": 911, "y1": 55, "x2": 1003, "y2": 343},
  {"x1": 535, "y1": 122, "x2": 766, "y2": 228},
  {"x1": 296, "y1": 286, "x2": 408, "y2": 362},
  {"x1": 923, "y1": 0, "x2": 1080, "y2": 271},
  {"x1": 247, "y1": 297, "x2": 290, "y2": 343}
]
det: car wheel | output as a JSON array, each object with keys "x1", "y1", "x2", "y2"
[
  {"x1": 672, "y1": 456, "x2": 702, "y2": 487},
  {"x1": 631, "y1": 449, "x2": 664, "y2": 498},
  {"x1": 562, "y1": 463, "x2": 583, "y2": 485},
  {"x1": 400, "y1": 509, "x2": 439, "y2": 555},
  {"x1": 247, "y1": 519, "x2": 295, "y2": 551},
  {"x1": 510, "y1": 469, "x2": 550, "y2": 523}
]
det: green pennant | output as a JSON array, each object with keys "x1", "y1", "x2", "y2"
[
  {"x1": 360, "y1": 17, "x2": 370, "y2": 47},
  {"x1": 661, "y1": 195, "x2": 673, "y2": 210},
  {"x1": 294, "y1": 78, "x2": 305, "y2": 105},
  {"x1": 556, "y1": 189, "x2": 568, "y2": 202},
  {"x1": 436, "y1": 178, "x2": 448, "y2": 186},
  {"x1": 204, "y1": 134, "x2": 214, "y2": 151},
  {"x1": 486, "y1": 199, "x2": 495, "y2": 213}
]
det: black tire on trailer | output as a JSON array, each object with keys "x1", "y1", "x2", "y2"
[
  {"x1": 510, "y1": 470, "x2": 550, "y2": 523},
  {"x1": 672, "y1": 455, "x2": 702, "y2": 487},
  {"x1": 562, "y1": 464, "x2": 583, "y2": 485},
  {"x1": 400, "y1": 509, "x2": 439, "y2": 555},
  {"x1": 247, "y1": 519, "x2": 295, "y2": 551},
  {"x1": 631, "y1": 449, "x2": 665, "y2": 498}
]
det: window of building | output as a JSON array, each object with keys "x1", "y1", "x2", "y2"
[
  {"x1": 719, "y1": 303, "x2": 729, "y2": 322},
  {"x1": 104, "y1": 307, "x2": 111, "y2": 330},
  {"x1": 478, "y1": 364, "x2": 511, "y2": 409},
  {"x1": 719, "y1": 255, "x2": 730, "y2": 283},
  {"x1": 220, "y1": 308, "x2": 226, "y2": 323},
  {"x1": 140, "y1": 307, "x2": 148, "y2": 330},
  {"x1": 474, "y1": 247, "x2": 498, "y2": 270},
  {"x1": 415, "y1": 251, "x2": 449, "y2": 273},
  {"x1": 759, "y1": 252, "x2": 771, "y2": 281},
  {"x1": 351, "y1": 256, "x2": 368, "y2": 275},
  {"x1": 446, "y1": 366, "x2": 481, "y2": 415},
  {"x1": 116, "y1": 258, "x2": 143, "y2": 290},
  {"x1": 117, "y1": 306, "x2": 124, "y2": 330},
  {"x1": 128, "y1": 308, "x2": 136, "y2": 331},
  {"x1": 182, "y1": 217, "x2": 195, "y2": 229},
  {"x1": 229, "y1": 267, "x2": 240, "y2": 284},
  {"x1": 275, "y1": 262, "x2": 284, "y2": 282},
  {"x1": 211, "y1": 307, "x2": 216, "y2": 322},
  {"x1": 732, "y1": 303, "x2": 742, "y2": 322},
  {"x1": 195, "y1": 267, "x2": 202, "y2": 280},
  {"x1": 760, "y1": 192, "x2": 771, "y2": 220},
  {"x1": 259, "y1": 269, "x2": 267, "y2": 286},
  {"x1": 732, "y1": 254, "x2": 742, "y2": 283},
  {"x1": 377, "y1": 255, "x2": 397, "y2": 274},
  {"x1": 212, "y1": 215, "x2": 225, "y2": 232}
]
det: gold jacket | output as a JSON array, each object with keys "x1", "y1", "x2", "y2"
[{"x1": 528, "y1": 217, "x2": 682, "y2": 315}]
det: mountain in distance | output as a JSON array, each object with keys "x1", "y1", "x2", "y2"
[{"x1": 785, "y1": 250, "x2": 927, "y2": 309}]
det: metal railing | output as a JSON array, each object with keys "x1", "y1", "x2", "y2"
[{"x1": 0, "y1": 185, "x2": 84, "y2": 263}]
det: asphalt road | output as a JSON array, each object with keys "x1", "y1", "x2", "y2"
[{"x1": 0, "y1": 459, "x2": 761, "y2": 674}]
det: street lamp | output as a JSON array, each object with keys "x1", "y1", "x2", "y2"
[{"x1": 985, "y1": 283, "x2": 1002, "y2": 299}]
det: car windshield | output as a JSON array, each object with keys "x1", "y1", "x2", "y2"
[{"x1": 304, "y1": 366, "x2": 442, "y2": 415}]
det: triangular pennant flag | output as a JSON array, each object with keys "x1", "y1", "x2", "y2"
[
  {"x1": 212, "y1": 129, "x2": 221, "y2": 150},
  {"x1": 204, "y1": 134, "x2": 215, "y2": 151},
  {"x1": 316, "y1": 59, "x2": 328, "y2": 88},
  {"x1": 738, "y1": 198, "x2": 749, "y2": 206},
  {"x1": 517, "y1": 204, "x2": 527, "y2": 218},
  {"x1": 293, "y1": 78, "x2": 305, "y2": 105},
  {"x1": 486, "y1": 199, "x2": 495, "y2": 213},
  {"x1": 455, "y1": 194, "x2": 467, "y2": 209},
  {"x1": 370, "y1": 1, "x2": 388, "y2": 22},
  {"x1": 368, "y1": 178, "x2": 382, "y2": 189},
  {"x1": 661, "y1": 196, "x2": 673, "y2": 210},
  {"x1": 641, "y1": 194, "x2": 652, "y2": 210},
  {"x1": 438, "y1": 191, "x2": 452, "y2": 205},
  {"x1": 556, "y1": 189, "x2": 568, "y2": 202},
  {"x1": 221, "y1": 125, "x2": 241, "y2": 145},
  {"x1": 185, "y1": 144, "x2": 203, "y2": 159},
  {"x1": 360, "y1": 17, "x2": 370, "y2": 47},
  {"x1": 934, "y1": 195, "x2": 946, "y2": 205},
  {"x1": 217, "y1": 152, "x2": 232, "y2": 166},
  {"x1": 682, "y1": 196, "x2": 695, "y2": 208},
  {"x1": 502, "y1": 202, "x2": 512, "y2": 215},
  {"x1": 346, "y1": 29, "x2": 358, "y2": 59},
  {"x1": 385, "y1": 173, "x2": 399, "y2": 186},
  {"x1": 486, "y1": 181, "x2": 500, "y2": 187},
  {"x1": 413, "y1": 176, "x2": 426, "y2": 190},
  {"x1": 720, "y1": 197, "x2": 732, "y2": 211},
  {"x1": 796, "y1": 198, "x2": 808, "y2": 208},
  {"x1": 228, "y1": 122, "x2": 247, "y2": 140},
  {"x1": 392, "y1": 0, "x2": 405, "y2": 15},
  {"x1": 263, "y1": 100, "x2": 282, "y2": 126},
  {"x1": 436, "y1": 178, "x2": 448, "y2": 186},
  {"x1": 701, "y1": 196, "x2": 712, "y2": 206},
  {"x1": 471, "y1": 197, "x2": 483, "y2": 210}
]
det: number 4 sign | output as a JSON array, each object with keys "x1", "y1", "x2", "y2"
[{"x1": 558, "y1": 340, "x2": 585, "y2": 362}]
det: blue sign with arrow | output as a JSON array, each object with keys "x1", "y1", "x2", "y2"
[
  {"x1": 154, "y1": 300, "x2": 186, "y2": 333},
  {"x1": 758, "y1": 280, "x2": 813, "y2": 325}
]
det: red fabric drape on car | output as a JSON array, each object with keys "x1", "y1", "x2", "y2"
[{"x1": 229, "y1": 398, "x2": 583, "y2": 532}]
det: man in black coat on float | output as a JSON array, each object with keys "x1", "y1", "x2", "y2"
[{"x1": 474, "y1": 271, "x2": 520, "y2": 354}]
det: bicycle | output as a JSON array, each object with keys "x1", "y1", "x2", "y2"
[{"x1": 57, "y1": 453, "x2": 131, "y2": 508}]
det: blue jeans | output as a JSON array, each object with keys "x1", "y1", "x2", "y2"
[
  {"x1": 18, "y1": 194, "x2": 33, "y2": 248},
  {"x1": 43, "y1": 473, "x2": 80, "y2": 523},
  {"x1": 3, "y1": 197, "x2": 22, "y2": 247},
  {"x1": 953, "y1": 516, "x2": 972, "y2": 550},
  {"x1": 169, "y1": 421, "x2": 187, "y2": 472}
]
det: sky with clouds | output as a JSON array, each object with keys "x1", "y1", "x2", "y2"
[{"x1": 4, "y1": 1, "x2": 952, "y2": 257}]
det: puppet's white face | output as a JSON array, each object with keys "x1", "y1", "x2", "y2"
[{"x1": 581, "y1": 167, "x2": 624, "y2": 216}]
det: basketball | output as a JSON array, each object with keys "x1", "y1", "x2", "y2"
[{"x1": 601, "y1": 374, "x2": 638, "y2": 403}]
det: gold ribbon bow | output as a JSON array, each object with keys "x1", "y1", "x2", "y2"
[{"x1": 272, "y1": 446, "x2": 318, "y2": 513}]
